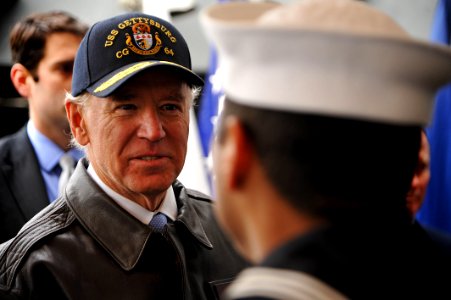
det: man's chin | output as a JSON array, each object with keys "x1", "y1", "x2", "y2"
[{"x1": 133, "y1": 180, "x2": 173, "y2": 195}]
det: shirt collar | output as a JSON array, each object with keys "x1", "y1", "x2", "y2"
[
  {"x1": 87, "y1": 164, "x2": 178, "y2": 224},
  {"x1": 27, "y1": 120, "x2": 84, "y2": 171}
]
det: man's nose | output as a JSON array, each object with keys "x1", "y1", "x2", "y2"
[{"x1": 137, "y1": 108, "x2": 166, "y2": 141}]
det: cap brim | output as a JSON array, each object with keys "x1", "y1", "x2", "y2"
[{"x1": 87, "y1": 60, "x2": 204, "y2": 97}]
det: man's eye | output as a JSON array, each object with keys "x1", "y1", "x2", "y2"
[
  {"x1": 118, "y1": 104, "x2": 137, "y2": 111},
  {"x1": 162, "y1": 104, "x2": 179, "y2": 111},
  {"x1": 58, "y1": 63, "x2": 74, "y2": 74}
]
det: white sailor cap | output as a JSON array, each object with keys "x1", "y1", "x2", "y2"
[{"x1": 201, "y1": 0, "x2": 451, "y2": 125}]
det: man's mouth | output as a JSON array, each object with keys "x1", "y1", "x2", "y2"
[{"x1": 139, "y1": 156, "x2": 160, "y2": 161}]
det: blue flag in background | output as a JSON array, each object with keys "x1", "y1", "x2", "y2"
[
  {"x1": 198, "y1": 0, "x2": 236, "y2": 159},
  {"x1": 416, "y1": 0, "x2": 451, "y2": 233},
  {"x1": 198, "y1": 48, "x2": 223, "y2": 157}
]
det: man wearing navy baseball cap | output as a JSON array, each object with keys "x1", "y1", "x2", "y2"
[
  {"x1": 202, "y1": 0, "x2": 451, "y2": 299},
  {"x1": 0, "y1": 13, "x2": 246, "y2": 299},
  {"x1": 71, "y1": 13, "x2": 203, "y2": 97}
]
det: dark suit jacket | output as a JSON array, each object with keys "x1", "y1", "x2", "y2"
[{"x1": 0, "y1": 126, "x2": 49, "y2": 243}]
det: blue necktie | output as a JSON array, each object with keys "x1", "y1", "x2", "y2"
[{"x1": 149, "y1": 212, "x2": 167, "y2": 233}]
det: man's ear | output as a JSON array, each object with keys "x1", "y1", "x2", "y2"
[
  {"x1": 10, "y1": 63, "x2": 33, "y2": 98},
  {"x1": 222, "y1": 117, "x2": 254, "y2": 189},
  {"x1": 65, "y1": 100, "x2": 89, "y2": 146}
]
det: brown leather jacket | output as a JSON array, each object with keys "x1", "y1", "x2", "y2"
[{"x1": 0, "y1": 159, "x2": 247, "y2": 299}]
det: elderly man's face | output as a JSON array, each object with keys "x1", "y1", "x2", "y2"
[{"x1": 74, "y1": 69, "x2": 191, "y2": 204}]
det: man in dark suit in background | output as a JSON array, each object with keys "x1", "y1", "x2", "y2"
[
  {"x1": 407, "y1": 131, "x2": 451, "y2": 254},
  {"x1": 0, "y1": 11, "x2": 88, "y2": 243}
]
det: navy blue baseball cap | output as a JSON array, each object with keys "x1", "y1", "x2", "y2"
[{"x1": 72, "y1": 13, "x2": 204, "y2": 97}]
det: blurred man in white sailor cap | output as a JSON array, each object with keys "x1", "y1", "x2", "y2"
[{"x1": 201, "y1": 0, "x2": 451, "y2": 299}]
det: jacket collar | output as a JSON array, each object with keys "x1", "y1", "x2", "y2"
[
  {"x1": 65, "y1": 158, "x2": 212, "y2": 270},
  {"x1": 173, "y1": 181, "x2": 214, "y2": 249}
]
